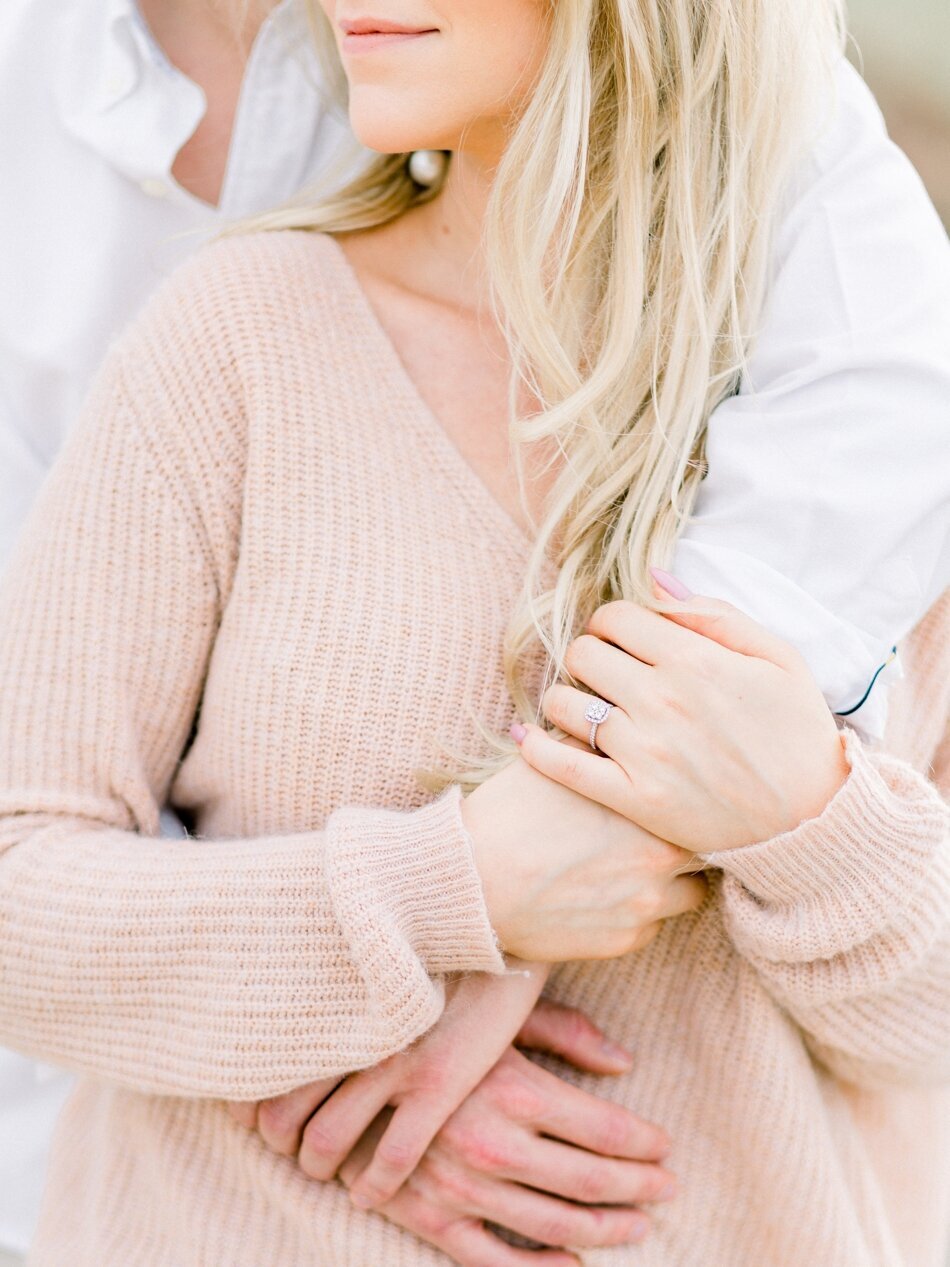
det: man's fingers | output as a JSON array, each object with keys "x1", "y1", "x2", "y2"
[
  {"x1": 525, "y1": 1063, "x2": 671, "y2": 1161},
  {"x1": 225, "y1": 1099, "x2": 259, "y2": 1130},
  {"x1": 256, "y1": 1077, "x2": 340, "y2": 1156},
  {"x1": 347, "y1": 1095, "x2": 448, "y2": 1208},
  {"x1": 495, "y1": 1133, "x2": 676, "y2": 1207},
  {"x1": 444, "y1": 1219, "x2": 581, "y2": 1267},
  {"x1": 448, "y1": 1170, "x2": 650, "y2": 1249},
  {"x1": 298, "y1": 1069, "x2": 395, "y2": 1181},
  {"x1": 516, "y1": 997, "x2": 633, "y2": 1074}
]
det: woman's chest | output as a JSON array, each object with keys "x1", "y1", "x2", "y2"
[{"x1": 175, "y1": 381, "x2": 539, "y2": 834}]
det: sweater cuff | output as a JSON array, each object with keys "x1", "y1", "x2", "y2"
[
  {"x1": 701, "y1": 728, "x2": 946, "y2": 910},
  {"x1": 326, "y1": 783, "x2": 506, "y2": 978}
]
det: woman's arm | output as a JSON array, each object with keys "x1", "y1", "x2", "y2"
[
  {"x1": 0, "y1": 244, "x2": 703, "y2": 1102},
  {"x1": 0, "y1": 358, "x2": 506, "y2": 1101},
  {"x1": 703, "y1": 717, "x2": 950, "y2": 1089},
  {"x1": 515, "y1": 590, "x2": 950, "y2": 1087}
]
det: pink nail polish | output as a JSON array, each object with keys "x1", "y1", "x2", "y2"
[
  {"x1": 649, "y1": 566, "x2": 693, "y2": 601},
  {"x1": 601, "y1": 1039, "x2": 633, "y2": 1064},
  {"x1": 509, "y1": 722, "x2": 527, "y2": 744}
]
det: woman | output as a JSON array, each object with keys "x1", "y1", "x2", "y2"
[{"x1": 1, "y1": 3, "x2": 948, "y2": 1267}]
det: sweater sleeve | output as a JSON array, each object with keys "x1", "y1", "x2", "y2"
[
  {"x1": 0, "y1": 353, "x2": 505, "y2": 1102},
  {"x1": 702, "y1": 727, "x2": 950, "y2": 1089}
]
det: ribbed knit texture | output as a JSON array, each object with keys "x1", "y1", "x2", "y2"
[{"x1": 0, "y1": 232, "x2": 947, "y2": 1266}]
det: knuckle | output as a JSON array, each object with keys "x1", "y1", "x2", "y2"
[
  {"x1": 564, "y1": 633, "x2": 598, "y2": 678},
  {"x1": 256, "y1": 1100, "x2": 299, "y2": 1152},
  {"x1": 405, "y1": 1194, "x2": 455, "y2": 1239},
  {"x1": 429, "y1": 1162, "x2": 480, "y2": 1206},
  {"x1": 574, "y1": 1163, "x2": 610, "y2": 1203},
  {"x1": 559, "y1": 1008, "x2": 599, "y2": 1048},
  {"x1": 537, "y1": 1213, "x2": 576, "y2": 1246},
  {"x1": 493, "y1": 1077, "x2": 546, "y2": 1123},
  {"x1": 454, "y1": 1129, "x2": 511, "y2": 1174},
  {"x1": 408, "y1": 1059, "x2": 450, "y2": 1097},
  {"x1": 376, "y1": 1135, "x2": 421, "y2": 1173},
  {"x1": 298, "y1": 1122, "x2": 342, "y2": 1179},
  {"x1": 593, "y1": 1109, "x2": 632, "y2": 1157}
]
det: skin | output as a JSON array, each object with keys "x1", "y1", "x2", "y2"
[
  {"x1": 516, "y1": 578, "x2": 850, "y2": 853},
  {"x1": 137, "y1": 0, "x2": 276, "y2": 205},
  {"x1": 235, "y1": 2, "x2": 850, "y2": 1262}
]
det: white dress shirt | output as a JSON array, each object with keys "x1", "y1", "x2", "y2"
[
  {"x1": 0, "y1": 3, "x2": 948, "y2": 1250},
  {"x1": 0, "y1": 0, "x2": 356, "y2": 1251},
  {"x1": 672, "y1": 60, "x2": 950, "y2": 739}
]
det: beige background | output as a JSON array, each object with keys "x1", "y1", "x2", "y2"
[{"x1": 848, "y1": 0, "x2": 950, "y2": 224}]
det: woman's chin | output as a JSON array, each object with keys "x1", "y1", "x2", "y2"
[{"x1": 347, "y1": 100, "x2": 455, "y2": 157}]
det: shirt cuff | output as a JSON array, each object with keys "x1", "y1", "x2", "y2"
[
  {"x1": 325, "y1": 782, "x2": 506, "y2": 979},
  {"x1": 701, "y1": 728, "x2": 945, "y2": 913}
]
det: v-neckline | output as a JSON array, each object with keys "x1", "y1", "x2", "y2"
[{"x1": 324, "y1": 234, "x2": 541, "y2": 560}]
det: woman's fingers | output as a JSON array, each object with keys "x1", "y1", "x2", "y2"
[
  {"x1": 515, "y1": 723, "x2": 631, "y2": 812},
  {"x1": 540, "y1": 682, "x2": 635, "y2": 759},
  {"x1": 298, "y1": 1067, "x2": 395, "y2": 1181},
  {"x1": 515, "y1": 997, "x2": 633, "y2": 1074},
  {"x1": 585, "y1": 598, "x2": 715, "y2": 666},
  {"x1": 254, "y1": 1077, "x2": 340, "y2": 1155},
  {"x1": 647, "y1": 574, "x2": 806, "y2": 671}
]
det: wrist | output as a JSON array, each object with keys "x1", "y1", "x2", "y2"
[{"x1": 460, "y1": 788, "x2": 512, "y2": 952}]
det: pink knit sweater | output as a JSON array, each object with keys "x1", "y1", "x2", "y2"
[{"x1": 0, "y1": 232, "x2": 947, "y2": 1267}]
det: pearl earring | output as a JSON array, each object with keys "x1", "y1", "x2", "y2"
[{"x1": 407, "y1": 150, "x2": 447, "y2": 188}]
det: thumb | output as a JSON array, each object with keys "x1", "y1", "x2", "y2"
[
  {"x1": 517, "y1": 997, "x2": 633, "y2": 1074},
  {"x1": 649, "y1": 566, "x2": 803, "y2": 671}
]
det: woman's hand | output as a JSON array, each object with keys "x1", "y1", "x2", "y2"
[
  {"x1": 337, "y1": 1048, "x2": 675, "y2": 1266},
  {"x1": 226, "y1": 966, "x2": 665, "y2": 1211},
  {"x1": 462, "y1": 738, "x2": 706, "y2": 962},
  {"x1": 516, "y1": 577, "x2": 850, "y2": 853}
]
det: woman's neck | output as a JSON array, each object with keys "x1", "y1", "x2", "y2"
[{"x1": 370, "y1": 148, "x2": 498, "y2": 315}]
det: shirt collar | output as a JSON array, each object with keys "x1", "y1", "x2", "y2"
[{"x1": 56, "y1": 0, "x2": 206, "y2": 188}]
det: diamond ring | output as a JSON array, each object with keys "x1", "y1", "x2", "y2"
[{"x1": 584, "y1": 697, "x2": 615, "y2": 752}]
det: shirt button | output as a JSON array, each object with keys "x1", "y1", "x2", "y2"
[{"x1": 139, "y1": 177, "x2": 171, "y2": 199}]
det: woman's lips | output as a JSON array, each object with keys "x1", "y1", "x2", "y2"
[{"x1": 339, "y1": 17, "x2": 438, "y2": 54}]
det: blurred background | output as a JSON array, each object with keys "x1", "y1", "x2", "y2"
[{"x1": 848, "y1": 0, "x2": 950, "y2": 225}]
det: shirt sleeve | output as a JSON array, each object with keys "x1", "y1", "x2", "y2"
[
  {"x1": 0, "y1": 351, "x2": 505, "y2": 1103},
  {"x1": 701, "y1": 719, "x2": 950, "y2": 1090},
  {"x1": 671, "y1": 58, "x2": 950, "y2": 740}
]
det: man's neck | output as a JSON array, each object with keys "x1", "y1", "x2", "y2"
[{"x1": 136, "y1": 0, "x2": 273, "y2": 62}]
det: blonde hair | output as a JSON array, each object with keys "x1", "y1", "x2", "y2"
[{"x1": 243, "y1": 0, "x2": 846, "y2": 790}]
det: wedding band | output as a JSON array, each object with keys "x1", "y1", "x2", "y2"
[{"x1": 584, "y1": 697, "x2": 615, "y2": 752}]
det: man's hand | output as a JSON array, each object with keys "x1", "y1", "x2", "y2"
[
  {"x1": 337, "y1": 1047, "x2": 674, "y2": 1266},
  {"x1": 228, "y1": 968, "x2": 675, "y2": 1262}
]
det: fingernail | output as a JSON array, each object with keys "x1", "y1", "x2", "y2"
[
  {"x1": 350, "y1": 1191, "x2": 374, "y2": 1209},
  {"x1": 657, "y1": 1180, "x2": 677, "y2": 1200},
  {"x1": 509, "y1": 722, "x2": 527, "y2": 744},
  {"x1": 629, "y1": 1216, "x2": 650, "y2": 1242},
  {"x1": 649, "y1": 567, "x2": 693, "y2": 601},
  {"x1": 601, "y1": 1039, "x2": 633, "y2": 1064}
]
